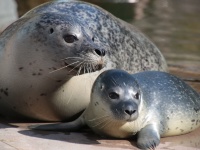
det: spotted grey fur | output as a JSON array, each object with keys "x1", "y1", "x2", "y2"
[
  {"x1": 24, "y1": 0, "x2": 167, "y2": 72},
  {"x1": 0, "y1": 1, "x2": 167, "y2": 121},
  {"x1": 29, "y1": 70, "x2": 200, "y2": 149}
]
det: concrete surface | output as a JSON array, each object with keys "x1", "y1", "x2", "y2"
[{"x1": 0, "y1": 121, "x2": 200, "y2": 150}]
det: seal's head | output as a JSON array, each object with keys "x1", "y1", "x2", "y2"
[
  {"x1": 91, "y1": 69, "x2": 141, "y2": 122},
  {"x1": 20, "y1": 12, "x2": 107, "y2": 78}
]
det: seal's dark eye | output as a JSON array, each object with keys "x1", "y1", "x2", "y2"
[
  {"x1": 63, "y1": 34, "x2": 78, "y2": 43},
  {"x1": 92, "y1": 37, "x2": 95, "y2": 42},
  {"x1": 49, "y1": 28, "x2": 54, "y2": 34},
  {"x1": 134, "y1": 92, "x2": 140, "y2": 100},
  {"x1": 109, "y1": 92, "x2": 119, "y2": 99}
]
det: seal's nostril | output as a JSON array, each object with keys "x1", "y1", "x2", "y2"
[
  {"x1": 101, "y1": 49, "x2": 106, "y2": 56},
  {"x1": 95, "y1": 49, "x2": 101, "y2": 56},
  {"x1": 125, "y1": 109, "x2": 136, "y2": 116},
  {"x1": 95, "y1": 49, "x2": 106, "y2": 56}
]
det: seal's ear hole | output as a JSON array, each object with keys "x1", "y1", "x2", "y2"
[
  {"x1": 100, "y1": 84, "x2": 104, "y2": 90},
  {"x1": 92, "y1": 37, "x2": 95, "y2": 42},
  {"x1": 63, "y1": 34, "x2": 78, "y2": 43},
  {"x1": 134, "y1": 92, "x2": 140, "y2": 100},
  {"x1": 109, "y1": 92, "x2": 119, "y2": 99},
  {"x1": 49, "y1": 28, "x2": 54, "y2": 34}
]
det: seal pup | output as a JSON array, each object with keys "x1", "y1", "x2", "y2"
[
  {"x1": 0, "y1": 1, "x2": 167, "y2": 121},
  {"x1": 30, "y1": 70, "x2": 200, "y2": 149}
]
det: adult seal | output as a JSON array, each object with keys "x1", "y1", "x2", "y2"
[
  {"x1": 30, "y1": 70, "x2": 200, "y2": 149},
  {"x1": 0, "y1": 1, "x2": 167, "y2": 121}
]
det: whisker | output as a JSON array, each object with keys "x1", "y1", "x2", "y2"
[
  {"x1": 66, "y1": 91, "x2": 73, "y2": 105},
  {"x1": 86, "y1": 63, "x2": 90, "y2": 74},
  {"x1": 99, "y1": 119, "x2": 113, "y2": 129},
  {"x1": 49, "y1": 61, "x2": 79, "y2": 74},
  {"x1": 61, "y1": 57, "x2": 83, "y2": 61},
  {"x1": 83, "y1": 62, "x2": 86, "y2": 74},
  {"x1": 87, "y1": 63, "x2": 91, "y2": 73},
  {"x1": 92, "y1": 64, "x2": 96, "y2": 72},
  {"x1": 90, "y1": 63, "x2": 93, "y2": 73},
  {"x1": 76, "y1": 64, "x2": 83, "y2": 76},
  {"x1": 88, "y1": 115, "x2": 110, "y2": 121},
  {"x1": 67, "y1": 61, "x2": 83, "y2": 74},
  {"x1": 90, "y1": 117, "x2": 110, "y2": 128}
]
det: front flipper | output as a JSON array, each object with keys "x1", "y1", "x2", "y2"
[
  {"x1": 29, "y1": 117, "x2": 85, "y2": 131},
  {"x1": 137, "y1": 124, "x2": 160, "y2": 150}
]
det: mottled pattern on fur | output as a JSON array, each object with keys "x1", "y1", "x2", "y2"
[{"x1": 24, "y1": 1, "x2": 167, "y2": 72}]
